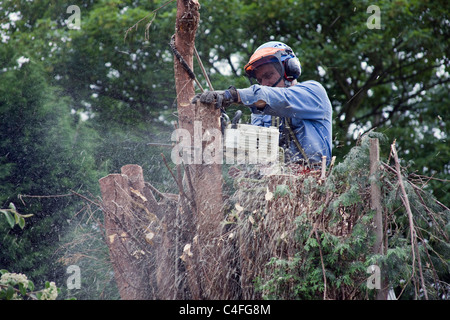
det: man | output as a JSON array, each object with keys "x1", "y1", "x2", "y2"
[{"x1": 192, "y1": 41, "x2": 332, "y2": 167}]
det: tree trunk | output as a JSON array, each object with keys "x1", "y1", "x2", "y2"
[
  {"x1": 99, "y1": 165, "x2": 157, "y2": 300},
  {"x1": 172, "y1": 0, "x2": 226, "y2": 299},
  {"x1": 369, "y1": 138, "x2": 389, "y2": 300},
  {"x1": 174, "y1": 0, "x2": 200, "y2": 136},
  {"x1": 98, "y1": 0, "x2": 227, "y2": 300}
]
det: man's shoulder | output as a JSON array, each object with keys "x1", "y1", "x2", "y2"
[
  {"x1": 296, "y1": 80, "x2": 325, "y2": 89},
  {"x1": 295, "y1": 80, "x2": 328, "y2": 96}
]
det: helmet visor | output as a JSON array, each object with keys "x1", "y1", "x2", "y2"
[
  {"x1": 247, "y1": 61, "x2": 284, "y2": 86},
  {"x1": 244, "y1": 48, "x2": 287, "y2": 82}
]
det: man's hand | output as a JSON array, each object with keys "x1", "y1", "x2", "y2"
[{"x1": 191, "y1": 86, "x2": 239, "y2": 109}]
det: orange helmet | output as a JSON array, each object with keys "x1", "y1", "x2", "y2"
[{"x1": 244, "y1": 41, "x2": 301, "y2": 84}]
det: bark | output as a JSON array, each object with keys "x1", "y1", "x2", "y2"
[
  {"x1": 369, "y1": 138, "x2": 389, "y2": 300},
  {"x1": 172, "y1": 0, "x2": 226, "y2": 299},
  {"x1": 99, "y1": 166, "x2": 155, "y2": 300},
  {"x1": 370, "y1": 138, "x2": 383, "y2": 256},
  {"x1": 174, "y1": 0, "x2": 200, "y2": 136},
  {"x1": 98, "y1": 0, "x2": 227, "y2": 300}
]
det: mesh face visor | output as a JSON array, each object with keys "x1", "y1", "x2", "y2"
[
  {"x1": 244, "y1": 49, "x2": 287, "y2": 85},
  {"x1": 248, "y1": 62, "x2": 285, "y2": 86}
]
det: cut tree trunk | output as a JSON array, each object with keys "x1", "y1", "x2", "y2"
[
  {"x1": 99, "y1": 165, "x2": 157, "y2": 300},
  {"x1": 172, "y1": 0, "x2": 227, "y2": 299},
  {"x1": 174, "y1": 0, "x2": 200, "y2": 137},
  {"x1": 369, "y1": 138, "x2": 389, "y2": 300},
  {"x1": 98, "y1": 0, "x2": 228, "y2": 300}
]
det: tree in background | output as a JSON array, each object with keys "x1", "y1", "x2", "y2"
[
  {"x1": 0, "y1": 42, "x2": 99, "y2": 288},
  {"x1": 1, "y1": 0, "x2": 177, "y2": 299}
]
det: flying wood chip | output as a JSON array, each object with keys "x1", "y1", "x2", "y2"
[
  {"x1": 265, "y1": 186, "x2": 274, "y2": 201},
  {"x1": 108, "y1": 234, "x2": 116, "y2": 244},
  {"x1": 130, "y1": 187, "x2": 148, "y2": 202}
]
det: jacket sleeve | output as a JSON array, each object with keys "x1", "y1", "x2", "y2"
[
  {"x1": 250, "y1": 113, "x2": 272, "y2": 127},
  {"x1": 237, "y1": 80, "x2": 331, "y2": 121}
]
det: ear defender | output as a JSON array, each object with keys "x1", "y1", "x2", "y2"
[{"x1": 283, "y1": 54, "x2": 302, "y2": 80}]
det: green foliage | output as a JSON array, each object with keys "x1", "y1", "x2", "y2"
[
  {"x1": 273, "y1": 184, "x2": 293, "y2": 199},
  {"x1": 0, "y1": 207, "x2": 59, "y2": 300},
  {"x1": 1, "y1": 0, "x2": 177, "y2": 299},
  {"x1": 0, "y1": 203, "x2": 33, "y2": 230},
  {"x1": 0, "y1": 42, "x2": 100, "y2": 291},
  {"x1": 0, "y1": 270, "x2": 59, "y2": 300},
  {"x1": 252, "y1": 134, "x2": 449, "y2": 300}
]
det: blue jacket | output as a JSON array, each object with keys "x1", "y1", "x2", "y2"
[{"x1": 237, "y1": 80, "x2": 332, "y2": 165}]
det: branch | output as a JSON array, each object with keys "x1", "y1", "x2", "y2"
[
  {"x1": 124, "y1": 0, "x2": 176, "y2": 41},
  {"x1": 391, "y1": 143, "x2": 429, "y2": 300},
  {"x1": 70, "y1": 190, "x2": 101, "y2": 207},
  {"x1": 161, "y1": 153, "x2": 185, "y2": 198}
]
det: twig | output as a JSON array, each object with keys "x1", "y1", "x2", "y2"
[
  {"x1": 70, "y1": 190, "x2": 101, "y2": 207},
  {"x1": 18, "y1": 193, "x2": 73, "y2": 205},
  {"x1": 382, "y1": 161, "x2": 450, "y2": 240},
  {"x1": 124, "y1": 0, "x2": 176, "y2": 41},
  {"x1": 314, "y1": 229, "x2": 328, "y2": 300},
  {"x1": 161, "y1": 153, "x2": 185, "y2": 197},
  {"x1": 194, "y1": 46, "x2": 214, "y2": 91},
  {"x1": 320, "y1": 156, "x2": 327, "y2": 180},
  {"x1": 408, "y1": 172, "x2": 449, "y2": 183},
  {"x1": 144, "y1": 13, "x2": 157, "y2": 41},
  {"x1": 391, "y1": 143, "x2": 429, "y2": 300},
  {"x1": 144, "y1": 182, "x2": 174, "y2": 202},
  {"x1": 0, "y1": 283, "x2": 38, "y2": 300},
  {"x1": 326, "y1": 156, "x2": 336, "y2": 177}
]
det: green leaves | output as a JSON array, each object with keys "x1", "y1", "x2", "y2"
[
  {"x1": 251, "y1": 133, "x2": 449, "y2": 300},
  {"x1": 0, "y1": 270, "x2": 57, "y2": 300},
  {"x1": 1, "y1": 209, "x2": 14, "y2": 229},
  {"x1": 273, "y1": 184, "x2": 293, "y2": 199},
  {"x1": 0, "y1": 203, "x2": 33, "y2": 230}
]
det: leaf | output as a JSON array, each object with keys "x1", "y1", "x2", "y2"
[
  {"x1": 2, "y1": 210, "x2": 15, "y2": 228},
  {"x1": 180, "y1": 243, "x2": 193, "y2": 262},
  {"x1": 6, "y1": 285, "x2": 14, "y2": 300},
  {"x1": 18, "y1": 216, "x2": 25, "y2": 229},
  {"x1": 8, "y1": 202, "x2": 16, "y2": 211},
  {"x1": 305, "y1": 237, "x2": 318, "y2": 248},
  {"x1": 19, "y1": 283, "x2": 27, "y2": 296},
  {"x1": 108, "y1": 234, "x2": 117, "y2": 244},
  {"x1": 274, "y1": 184, "x2": 293, "y2": 199},
  {"x1": 14, "y1": 211, "x2": 19, "y2": 224},
  {"x1": 27, "y1": 280, "x2": 35, "y2": 291},
  {"x1": 145, "y1": 232, "x2": 155, "y2": 245}
]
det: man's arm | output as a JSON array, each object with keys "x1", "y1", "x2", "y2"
[{"x1": 237, "y1": 80, "x2": 332, "y2": 120}]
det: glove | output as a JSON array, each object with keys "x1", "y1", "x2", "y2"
[{"x1": 191, "y1": 86, "x2": 239, "y2": 109}]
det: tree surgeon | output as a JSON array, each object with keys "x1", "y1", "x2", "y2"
[{"x1": 192, "y1": 41, "x2": 332, "y2": 169}]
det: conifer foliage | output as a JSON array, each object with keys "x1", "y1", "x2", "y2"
[{"x1": 228, "y1": 132, "x2": 449, "y2": 300}]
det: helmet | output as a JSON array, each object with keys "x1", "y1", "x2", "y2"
[{"x1": 244, "y1": 41, "x2": 301, "y2": 84}]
